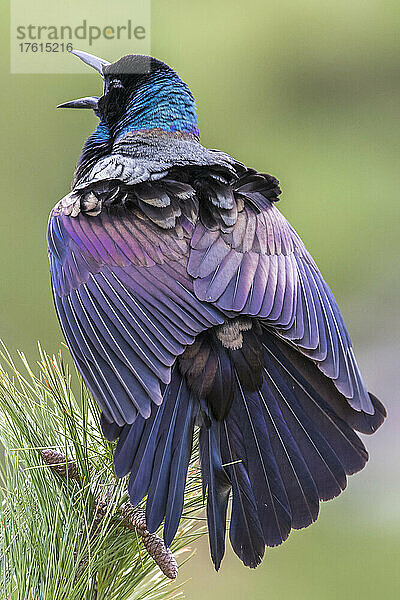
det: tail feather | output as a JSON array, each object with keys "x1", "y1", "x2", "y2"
[
  {"x1": 199, "y1": 422, "x2": 231, "y2": 570},
  {"x1": 264, "y1": 337, "x2": 371, "y2": 474},
  {"x1": 113, "y1": 418, "x2": 146, "y2": 477},
  {"x1": 257, "y1": 381, "x2": 320, "y2": 529},
  {"x1": 268, "y1": 334, "x2": 386, "y2": 434},
  {"x1": 115, "y1": 368, "x2": 197, "y2": 542},
  {"x1": 145, "y1": 389, "x2": 181, "y2": 533},
  {"x1": 104, "y1": 322, "x2": 385, "y2": 571},
  {"x1": 232, "y1": 378, "x2": 292, "y2": 547},
  {"x1": 264, "y1": 361, "x2": 348, "y2": 501},
  {"x1": 164, "y1": 391, "x2": 196, "y2": 545},
  {"x1": 221, "y1": 420, "x2": 265, "y2": 568},
  {"x1": 100, "y1": 413, "x2": 123, "y2": 441},
  {"x1": 127, "y1": 397, "x2": 168, "y2": 507},
  {"x1": 198, "y1": 325, "x2": 383, "y2": 569}
]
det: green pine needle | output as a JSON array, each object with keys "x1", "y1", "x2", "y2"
[{"x1": 0, "y1": 343, "x2": 205, "y2": 600}]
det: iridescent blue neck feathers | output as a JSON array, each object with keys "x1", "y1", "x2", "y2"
[
  {"x1": 75, "y1": 57, "x2": 200, "y2": 182},
  {"x1": 116, "y1": 71, "x2": 199, "y2": 139}
]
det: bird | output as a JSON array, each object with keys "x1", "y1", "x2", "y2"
[{"x1": 48, "y1": 49, "x2": 386, "y2": 570}]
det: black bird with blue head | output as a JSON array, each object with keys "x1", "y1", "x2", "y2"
[{"x1": 49, "y1": 50, "x2": 386, "y2": 570}]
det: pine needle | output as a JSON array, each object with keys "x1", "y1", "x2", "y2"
[{"x1": 0, "y1": 343, "x2": 205, "y2": 600}]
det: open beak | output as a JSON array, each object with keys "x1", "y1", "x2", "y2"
[
  {"x1": 70, "y1": 49, "x2": 110, "y2": 77},
  {"x1": 57, "y1": 96, "x2": 99, "y2": 110},
  {"x1": 57, "y1": 49, "x2": 110, "y2": 110}
]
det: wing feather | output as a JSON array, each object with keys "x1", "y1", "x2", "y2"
[
  {"x1": 48, "y1": 203, "x2": 224, "y2": 426},
  {"x1": 189, "y1": 195, "x2": 373, "y2": 414}
]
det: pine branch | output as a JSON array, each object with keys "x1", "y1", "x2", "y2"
[
  {"x1": 0, "y1": 344, "x2": 205, "y2": 600},
  {"x1": 41, "y1": 448, "x2": 178, "y2": 579}
]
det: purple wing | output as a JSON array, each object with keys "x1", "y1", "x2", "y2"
[
  {"x1": 48, "y1": 205, "x2": 223, "y2": 426},
  {"x1": 188, "y1": 192, "x2": 373, "y2": 414}
]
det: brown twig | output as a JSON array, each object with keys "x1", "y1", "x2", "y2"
[{"x1": 40, "y1": 449, "x2": 178, "y2": 579}]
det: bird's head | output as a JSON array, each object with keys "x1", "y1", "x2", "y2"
[{"x1": 58, "y1": 50, "x2": 199, "y2": 181}]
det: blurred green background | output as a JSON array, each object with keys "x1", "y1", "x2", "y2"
[{"x1": 1, "y1": 0, "x2": 399, "y2": 598}]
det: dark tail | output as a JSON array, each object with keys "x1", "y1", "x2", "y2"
[
  {"x1": 102, "y1": 367, "x2": 197, "y2": 547},
  {"x1": 101, "y1": 323, "x2": 386, "y2": 570}
]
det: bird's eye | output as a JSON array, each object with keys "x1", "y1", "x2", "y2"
[
  {"x1": 97, "y1": 78, "x2": 126, "y2": 123},
  {"x1": 108, "y1": 78, "x2": 124, "y2": 91}
]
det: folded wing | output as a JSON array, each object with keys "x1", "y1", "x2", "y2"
[
  {"x1": 48, "y1": 203, "x2": 223, "y2": 425},
  {"x1": 188, "y1": 175, "x2": 373, "y2": 414}
]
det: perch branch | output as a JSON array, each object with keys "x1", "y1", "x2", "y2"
[{"x1": 40, "y1": 449, "x2": 178, "y2": 580}]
